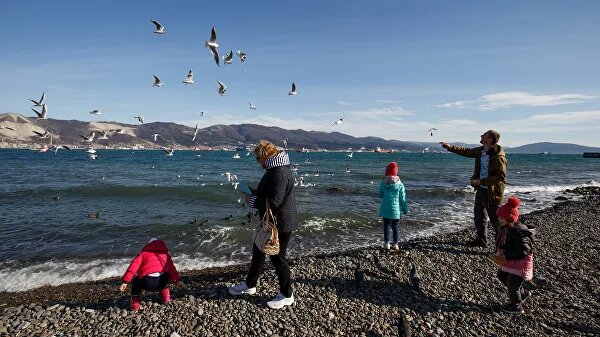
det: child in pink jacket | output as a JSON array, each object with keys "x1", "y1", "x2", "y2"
[
  {"x1": 490, "y1": 197, "x2": 534, "y2": 315},
  {"x1": 119, "y1": 238, "x2": 185, "y2": 311}
]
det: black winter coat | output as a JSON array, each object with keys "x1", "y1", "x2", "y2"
[
  {"x1": 253, "y1": 166, "x2": 299, "y2": 233},
  {"x1": 496, "y1": 222, "x2": 535, "y2": 260}
]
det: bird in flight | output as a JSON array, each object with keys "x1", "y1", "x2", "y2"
[
  {"x1": 288, "y1": 82, "x2": 297, "y2": 96},
  {"x1": 182, "y1": 69, "x2": 195, "y2": 85},
  {"x1": 332, "y1": 118, "x2": 343, "y2": 126},
  {"x1": 89, "y1": 109, "x2": 102, "y2": 115},
  {"x1": 80, "y1": 132, "x2": 96, "y2": 143},
  {"x1": 32, "y1": 104, "x2": 48, "y2": 119},
  {"x1": 428, "y1": 128, "x2": 438, "y2": 136},
  {"x1": 223, "y1": 50, "x2": 233, "y2": 64},
  {"x1": 204, "y1": 26, "x2": 220, "y2": 66},
  {"x1": 217, "y1": 81, "x2": 227, "y2": 96},
  {"x1": 163, "y1": 148, "x2": 174, "y2": 157},
  {"x1": 134, "y1": 116, "x2": 145, "y2": 124},
  {"x1": 32, "y1": 130, "x2": 50, "y2": 138},
  {"x1": 150, "y1": 19, "x2": 165, "y2": 34},
  {"x1": 30, "y1": 92, "x2": 45, "y2": 106},
  {"x1": 249, "y1": 102, "x2": 257, "y2": 110},
  {"x1": 236, "y1": 50, "x2": 247, "y2": 62},
  {"x1": 153, "y1": 74, "x2": 164, "y2": 87}
]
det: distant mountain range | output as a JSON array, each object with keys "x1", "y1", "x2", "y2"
[{"x1": 0, "y1": 113, "x2": 597, "y2": 154}]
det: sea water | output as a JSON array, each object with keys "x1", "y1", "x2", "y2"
[{"x1": 0, "y1": 149, "x2": 598, "y2": 291}]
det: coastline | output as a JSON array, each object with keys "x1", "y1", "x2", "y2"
[{"x1": 1, "y1": 189, "x2": 599, "y2": 336}]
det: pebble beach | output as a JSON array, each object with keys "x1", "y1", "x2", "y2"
[{"x1": 1, "y1": 187, "x2": 599, "y2": 337}]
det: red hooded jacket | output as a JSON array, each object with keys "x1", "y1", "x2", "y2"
[{"x1": 122, "y1": 240, "x2": 180, "y2": 283}]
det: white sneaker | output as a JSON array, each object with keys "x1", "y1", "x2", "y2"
[
  {"x1": 228, "y1": 281, "x2": 256, "y2": 295},
  {"x1": 391, "y1": 243, "x2": 399, "y2": 250},
  {"x1": 266, "y1": 293, "x2": 294, "y2": 309},
  {"x1": 383, "y1": 241, "x2": 391, "y2": 250}
]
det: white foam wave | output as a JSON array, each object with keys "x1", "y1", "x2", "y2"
[
  {"x1": 506, "y1": 180, "x2": 599, "y2": 194},
  {"x1": 0, "y1": 255, "x2": 240, "y2": 293}
]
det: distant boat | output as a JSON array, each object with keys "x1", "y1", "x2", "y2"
[
  {"x1": 583, "y1": 152, "x2": 600, "y2": 158},
  {"x1": 374, "y1": 146, "x2": 383, "y2": 153}
]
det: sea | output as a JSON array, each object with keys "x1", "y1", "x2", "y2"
[{"x1": 0, "y1": 149, "x2": 598, "y2": 292}]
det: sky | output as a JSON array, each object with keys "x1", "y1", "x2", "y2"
[{"x1": 1, "y1": 0, "x2": 600, "y2": 147}]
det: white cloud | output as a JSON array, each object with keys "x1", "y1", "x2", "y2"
[
  {"x1": 336, "y1": 101, "x2": 353, "y2": 106},
  {"x1": 375, "y1": 100, "x2": 404, "y2": 103},
  {"x1": 435, "y1": 91, "x2": 597, "y2": 110}
]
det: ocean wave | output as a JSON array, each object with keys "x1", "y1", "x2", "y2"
[
  {"x1": 0, "y1": 254, "x2": 240, "y2": 293},
  {"x1": 506, "y1": 180, "x2": 600, "y2": 194}
]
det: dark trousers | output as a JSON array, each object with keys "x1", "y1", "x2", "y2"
[
  {"x1": 131, "y1": 273, "x2": 170, "y2": 296},
  {"x1": 474, "y1": 187, "x2": 500, "y2": 243},
  {"x1": 497, "y1": 270, "x2": 524, "y2": 304},
  {"x1": 383, "y1": 218, "x2": 400, "y2": 242},
  {"x1": 246, "y1": 231, "x2": 293, "y2": 297}
]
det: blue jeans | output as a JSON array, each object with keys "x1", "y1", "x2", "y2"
[{"x1": 383, "y1": 218, "x2": 399, "y2": 242}]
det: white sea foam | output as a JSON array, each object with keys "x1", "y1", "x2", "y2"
[
  {"x1": 0, "y1": 255, "x2": 240, "y2": 293},
  {"x1": 506, "y1": 180, "x2": 599, "y2": 194}
]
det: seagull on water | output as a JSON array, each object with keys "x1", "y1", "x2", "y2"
[
  {"x1": 88, "y1": 153, "x2": 99, "y2": 160},
  {"x1": 80, "y1": 132, "x2": 96, "y2": 143},
  {"x1": 32, "y1": 104, "x2": 48, "y2": 119},
  {"x1": 89, "y1": 109, "x2": 102, "y2": 116},
  {"x1": 204, "y1": 26, "x2": 220, "y2": 66},
  {"x1": 288, "y1": 82, "x2": 297, "y2": 96},
  {"x1": 249, "y1": 102, "x2": 256, "y2": 110},
  {"x1": 217, "y1": 81, "x2": 227, "y2": 96},
  {"x1": 32, "y1": 130, "x2": 50, "y2": 138},
  {"x1": 223, "y1": 50, "x2": 233, "y2": 64},
  {"x1": 150, "y1": 19, "x2": 165, "y2": 34},
  {"x1": 182, "y1": 69, "x2": 195, "y2": 85},
  {"x1": 163, "y1": 148, "x2": 174, "y2": 157},
  {"x1": 332, "y1": 118, "x2": 343, "y2": 126},
  {"x1": 236, "y1": 50, "x2": 246, "y2": 62},
  {"x1": 428, "y1": 128, "x2": 438, "y2": 137},
  {"x1": 348, "y1": 152, "x2": 354, "y2": 158},
  {"x1": 30, "y1": 92, "x2": 45, "y2": 106},
  {"x1": 134, "y1": 116, "x2": 144, "y2": 124},
  {"x1": 153, "y1": 74, "x2": 164, "y2": 87}
]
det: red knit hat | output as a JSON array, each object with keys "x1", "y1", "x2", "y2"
[
  {"x1": 496, "y1": 196, "x2": 520, "y2": 223},
  {"x1": 385, "y1": 162, "x2": 398, "y2": 176}
]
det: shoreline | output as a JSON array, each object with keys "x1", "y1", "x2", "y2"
[{"x1": 1, "y1": 189, "x2": 599, "y2": 336}]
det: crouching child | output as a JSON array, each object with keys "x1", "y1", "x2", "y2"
[{"x1": 119, "y1": 238, "x2": 185, "y2": 311}]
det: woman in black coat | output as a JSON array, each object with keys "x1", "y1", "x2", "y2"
[{"x1": 228, "y1": 140, "x2": 298, "y2": 309}]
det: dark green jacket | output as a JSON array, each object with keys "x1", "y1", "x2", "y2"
[{"x1": 447, "y1": 144, "x2": 507, "y2": 205}]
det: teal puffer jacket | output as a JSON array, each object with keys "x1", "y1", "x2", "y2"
[{"x1": 377, "y1": 178, "x2": 409, "y2": 219}]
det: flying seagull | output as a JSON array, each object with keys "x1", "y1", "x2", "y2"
[
  {"x1": 288, "y1": 82, "x2": 297, "y2": 96},
  {"x1": 32, "y1": 104, "x2": 48, "y2": 119},
  {"x1": 32, "y1": 130, "x2": 50, "y2": 138},
  {"x1": 152, "y1": 133, "x2": 162, "y2": 142},
  {"x1": 80, "y1": 132, "x2": 96, "y2": 143},
  {"x1": 236, "y1": 50, "x2": 246, "y2": 62},
  {"x1": 163, "y1": 148, "x2": 174, "y2": 157},
  {"x1": 30, "y1": 92, "x2": 45, "y2": 106},
  {"x1": 182, "y1": 69, "x2": 195, "y2": 85},
  {"x1": 89, "y1": 109, "x2": 102, "y2": 115},
  {"x1": 249, "y1": 102, "x2": 256, "y2": 110},
  {"x1": 223, "y1": 50, "x2": 233, "y2": 64},
  {"x1": 192, "y1": 124, "x2": 200, "y2": 141},
  {"x1": 153, "y1": 74, "x2": 164, "y2": 87},
  {"x1": 217, "y1": 81, "x2": 227, "y2": 96},
  {"x1": 428, "y1": 128, "x2": 438, "y2": 137},
  {"x1": 332, "y1": 118, "x2": 343, "y2": 126},
  {"x1": 204, "y1": 26, "x2": 220, "y2": 66},
  {"x1": 134, "y1": 116, "x2": 144, "y2": 124},
  {"x1": 150, "y1": 19, "x2": 165, "y2": 34},
  {"x1": 0, "y1": 124, "x2": 14, "y2": 131},
  {"x1": 198, "y1": 111, "x2": 205, "y2": 116},
  {"x1": 97, "y1": 130, "x2": 109, "y2": 140}
]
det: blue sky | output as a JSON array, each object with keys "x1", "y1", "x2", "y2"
[{"x1": 2, "y1": 0, "x2": 600, "y2": 146}]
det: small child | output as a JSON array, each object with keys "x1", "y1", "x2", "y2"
[
  {"x1": 490, "y1": 197, "x2": 534, "y2": 314},
  {"x1": 119, "y1": 238, "x2": 185, "y2": 311},
  {"x1": 377, "y1": 162, "x2": 409, "y2": 250}
]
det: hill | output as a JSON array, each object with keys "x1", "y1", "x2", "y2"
[
  {"x1": 506, "y1": 142, "x2": 600, "y2": 154},
  {"x1": 0, "y1": 113, "x2": 441, "y2": 151}
]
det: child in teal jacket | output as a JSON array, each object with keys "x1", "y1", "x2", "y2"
[{"x1": 377, "y1": 162, "x2": 409, "y2": 250}]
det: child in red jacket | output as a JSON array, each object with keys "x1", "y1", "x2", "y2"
[
  {"x1": 490, "y1": 197, "x2": 534, "y2": 315},
  {"x1": 119, "y1": 238, "x2": 185, "y2": 311}
]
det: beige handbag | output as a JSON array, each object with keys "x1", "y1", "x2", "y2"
[{"x1": 253, "y1": 199, "x2": 280, "y2": 255}]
